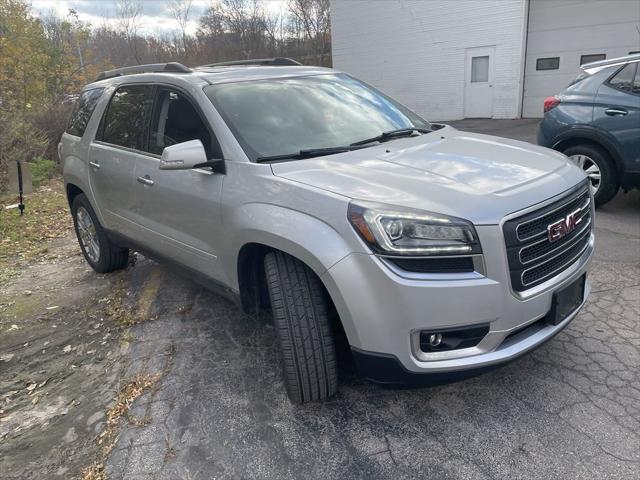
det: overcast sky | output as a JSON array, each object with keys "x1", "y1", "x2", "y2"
[{"x1": 31, "y1": 1, "x2": 287, "y2": 36}]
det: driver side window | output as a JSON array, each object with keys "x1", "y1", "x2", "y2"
[{"x1": 149, "y1": 88, "x2": 220, "y2": 158}]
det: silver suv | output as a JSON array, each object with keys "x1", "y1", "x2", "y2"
[{"x1": 60, "y1": 59, "x2": 594, "y2": 403}]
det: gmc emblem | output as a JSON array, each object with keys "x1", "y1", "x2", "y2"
[{"x1": 547, "y1": 209, "x2": 582, "y2": 242}]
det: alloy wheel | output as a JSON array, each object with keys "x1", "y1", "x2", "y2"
[
  {"x1": 569, "y1": 154, "x2": 601, "y2": 196},
  {"x1": 76, "y1": 207, "x2": 100, "y2": 263}
]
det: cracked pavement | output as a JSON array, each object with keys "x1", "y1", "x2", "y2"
[
  {"x1": 103, "y1": 130, "x2": 639, "y2": 478},
  {"x1": 3, "y1": 122, "x2": 636, "y2": 480}
]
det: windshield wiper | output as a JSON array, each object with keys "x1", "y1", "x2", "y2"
[
  {"x1": 255, "y1": 146, "x2": 361, "y2": 163},
  {"x1": 350, "y1": 127, "x2": 432, "y2": 146}
]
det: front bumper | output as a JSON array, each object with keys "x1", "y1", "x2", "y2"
[{"x1": 321, "y1": 226, "x2": 594, "y2": 378}]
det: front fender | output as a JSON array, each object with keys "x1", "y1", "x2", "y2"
[{"x1": 223, "y1": 202, "x2": 356, "y2": 290}]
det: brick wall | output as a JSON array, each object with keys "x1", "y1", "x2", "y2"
[{"x1": 330, "y1": 0, "x2": 528, "y2": 120}]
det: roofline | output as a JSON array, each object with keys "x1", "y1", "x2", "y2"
[
  {"x1": 197, "y1": 57, "x2": 302, "y2": 68},
  {"x1": 581, "y1": 53, "x2": 640, "y2": 74}
]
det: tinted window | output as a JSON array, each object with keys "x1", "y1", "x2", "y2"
[
  {"x1": 633, "y1": 64, "x2": 640, "y2": 94},
  {"x1": 580, "y1": 54, "x2": 606, "y2": 65},
  {"x1": 66, "y1": 88, "x2": 104, "y2": 137},
  {"x1": 609, "y1": 63, "x2": 637, "y2": 93},
  {"x1": 537, "y1": 57, "x2": 559, "y2": 71},
  {"x1": 100, "y1": 85, "x2": 154, "y2": 150},
  {"x1": 149, "y1": 89, "x2": 217, "y2": 158},
  {"x1": 205, "y1": 74, "x2": 430, "y2": 161}
]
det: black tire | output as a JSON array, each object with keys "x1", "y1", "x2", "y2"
[
  {"x1": 563, "y1": 144, "x2": 618, "y2": 207},
  {"x1": 71, "y1": 194, "x2": 129, "y2": 273},
  {"x1": 264, "y1": 251, "x2": 338, "y2": 403}
]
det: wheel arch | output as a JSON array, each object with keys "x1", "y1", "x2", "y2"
[
  {"x1": 236, "y1": 241, "x2": 351, "y2": 347},
  {"x1": 228, "y1": 203, "x2": 358, "y2": 343},
  {"x1": 66, "y1": 182, "x2": 84, "y2": 208},
  {"x1": 551, "y1": 130, "x2": 623, "y2": 183}
]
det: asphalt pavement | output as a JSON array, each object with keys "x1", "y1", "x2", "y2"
[{"x1": 104, "y1": 119, "x2": 640, "y2": 480}]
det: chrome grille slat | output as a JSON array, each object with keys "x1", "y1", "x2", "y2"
[
  {"x1": 503, "y1": 182, "x2": 592, "y2": 292},
  {"x1": 519, "y1": 214, "x2": 592, "y2": 265},
  {"x1": 516, "y1": 192, "x2": 590, "y2": 242},
  {"x1": 522, "y1": 235, "x2": 591, "y2": 286},
  {"x1": 521, "y1": 227, "x2": 591, "y2": 284}
]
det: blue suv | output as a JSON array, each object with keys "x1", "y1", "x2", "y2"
[{"x1": 538, "y1": 54, "x2": 640, "y2": 207}]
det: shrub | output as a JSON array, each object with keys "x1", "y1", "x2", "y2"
[
  {"x1": 29, "y1": 157, "x2": 59, "y2": 187},
  {"x1": 0, "y1": 112, "x2": 48, "y2": 192}
]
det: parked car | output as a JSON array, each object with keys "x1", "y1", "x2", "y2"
[
  {"x1": 538, "y1": 54, "x2": 640, "y2": 206},
  {"x1": 60, "y1": 59, "x2": 593, "y2": 403}
]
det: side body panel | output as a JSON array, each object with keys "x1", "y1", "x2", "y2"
[
  {"x1": 593, "y1": 76, "x2": 640, "y2": 173},
  {"x1": 132, "y1": 155, "x2": 224, "y2": 278},
  {"x1": 88, "y1": 142, "x2": 141, "y2": 239},
  {"x1": 61, "y1": 86, "x2": 114, "y2": 222}
]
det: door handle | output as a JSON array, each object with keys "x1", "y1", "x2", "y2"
[
  {"x1": 137, "y1": 175, "x2": 154, "y2": 186},
  {"x1": 605, "y1": 108, "x2": 628, "y2": 116},
  {"x1": 89, "y1": 161, "x2": 100, "y2": 169}
]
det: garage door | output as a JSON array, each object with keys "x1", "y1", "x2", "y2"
[{"x1": 523, "y1": 0, "x2": 640, "y2": 118}]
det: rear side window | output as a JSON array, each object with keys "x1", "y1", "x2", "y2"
[
  {"x1": 608, "y1": 63, "x2": 638, "y2": 93},
  {"x1": 66, "y1": 88, "x2": 104, "y2": 137},
  {"x1": 100, "y1": 85, "x2": 154, "y2": 150}
]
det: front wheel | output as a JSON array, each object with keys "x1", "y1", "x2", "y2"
[
  {"x1": 72, "y1": 194, "x2": 129, "y2": 273},
  {"x1": 563, "y1": 144, "x2": 618, "y2": 207},
  {"x1": 264, "y1": 251, "x2": 338, "y2": 403}
]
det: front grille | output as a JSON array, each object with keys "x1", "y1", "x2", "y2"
[{"x1": 503, "y1": 182, "x2": 592, "y2": 292}]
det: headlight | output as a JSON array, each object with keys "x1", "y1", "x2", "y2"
[{"x1": 348, "y1": 201, "x2": 481, "y2": 256}]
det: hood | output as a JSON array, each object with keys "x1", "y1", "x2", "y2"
[{"x1": 271, "y1": 126, "x2": 586, "y2": 224}]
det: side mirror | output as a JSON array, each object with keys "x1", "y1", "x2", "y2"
[{"x1": 159, "y1": 140, "x2": 208, "y2": 170}]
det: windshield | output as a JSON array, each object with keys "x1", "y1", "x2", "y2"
[{"x1": 204, "y1": 74, "x2": 431, "y2": 161}]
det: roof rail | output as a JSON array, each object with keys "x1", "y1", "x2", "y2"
[
  {"x1": 199, "y1": 57, "x2": 302, "y2": 68},
  {"x1": 95, "y1": 62, "x2": 192, "y2": 82}
]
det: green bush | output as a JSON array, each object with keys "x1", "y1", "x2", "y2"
[
  {"x1": 29, "y1": 157, "x2": 59, "y2": 187},
  {"x1": 0, "y1": 111, "x2": 48, "y2": 192}
]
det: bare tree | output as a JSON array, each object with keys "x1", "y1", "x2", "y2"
[
  {"x1": 288, "y1": 0, "x2": 331, "y2": 63},
  {"x1": 169, "y1": 0, "x2": 193, "y2": 56},
  {"x1": 116, "y1": 0, "x2": 143, "y2": 64}
]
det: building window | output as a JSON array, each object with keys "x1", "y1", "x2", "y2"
[
  {"x1": 536, "y1": 57, "x2": 559, "y2": 71},
  {"x1": 471, "y1": 56, "x2": 489, "y2": 83},
  {"x1": 580, "y1": 54, "x2": 606, "y2": 65}
]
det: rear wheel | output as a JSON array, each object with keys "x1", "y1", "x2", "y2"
[
  {"x1": 72, "y1": 194, "x2": 129, "y2": 273},
  {"x1": 563, "y1": 144, "x2": 618, "y2": 207},
  {"x1": 264, "y1": 251, "x2": 338, "y2": 403}
]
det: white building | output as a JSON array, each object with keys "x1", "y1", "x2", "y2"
[{"x1": 330, "y1": 0, "x2": 640, "y2": 119}]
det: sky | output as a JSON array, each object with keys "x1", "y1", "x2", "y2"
[{"x1": 30, "y1": 0, "x2": 287, "y2": 36}]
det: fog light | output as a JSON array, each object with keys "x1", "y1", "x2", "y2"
[
  {"x1": 419, "y1": 324, "x2": 490, "y2": 353},
  {"x1": 428, "y1": 333, "x2": 443, "y2": 347}
]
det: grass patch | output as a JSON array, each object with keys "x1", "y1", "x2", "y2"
[{"x1": 0, "y1": 178, "x2": 71, "y2": 268}]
